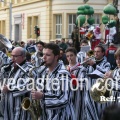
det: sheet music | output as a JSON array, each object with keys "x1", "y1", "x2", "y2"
[
  {"x1": 80, "y1": 45, "x2": 90, "y2": 53},
  {"x1": 87, "y1": 69, "x2": 104, "y2": 79}
]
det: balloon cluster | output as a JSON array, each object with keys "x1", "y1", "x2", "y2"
[
  {"x1": 102, "y1": 3, "x2": 117, "y2": 28},
  {"x1": 76, "y1": 4, "x2": 95, "y2": 27}
]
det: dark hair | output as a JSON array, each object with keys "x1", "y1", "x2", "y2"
[
  {"x1": 20, "y1": 41, "x2": 25, "y2": 45},
  {"x1": 101, "y1": 104, "x2": 120, "y2": 120},
  {"x1": 80, "y1": 39, "x2": 88, "y2": 45},
  {"x1": 36, "y1": 41, "x2": 44, "y2": 47},
  {"x1": 65, "y1": 47, "x2": 77, "y2": 56},
  {"x1": 44, "y1": 43, "x2": 60, "y2": 56},
  {"x1": 94, "y1": 45, "x2": 105, "y2": 53},
  {"x1": 61, "y1": 38, "x2": 65, "y2": 41},
  {"x1": 26, "y1": 52, "x2": 31, "y2": 62}
]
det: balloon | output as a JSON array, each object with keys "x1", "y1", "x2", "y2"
[
  {"x1": 76, "y1": 15, "x2": 86, "y2": 27},
  {"x1": 77, "y1": 4, "x2": 94, "y2": 15},
  {"x1": 102, "y1": 15, "x2": 109, "y2": 24},
  {"x1": 107, "y1": 20, "x2": 116, "y2": 28},
  {"x1": 78, "y1": 5, "x2": 85, "y2": 10},
  {"x1": 87, "y1": 17, "x2": 95, "y2": 25},
  {"x1": 77, "y1": 10, "x2": 85, "y2": 15},
  {"x1": 103, "y1": 3, "x2": 117, "y2": 15}
]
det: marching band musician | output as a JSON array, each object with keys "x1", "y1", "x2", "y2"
[
  {"x1": 105, "y1": 48, "x2": 120, "y2": 104},
  {"x1": 2, "y1": 47, "x2": 37, "y2": 120},
  {"x1": 31, "y1": 43, "x2": 75, "y2": 120},
  {"x1": 65, "y1": 47, "x2": 86, "y2": 120},
  {"x1": 84, "y1": 45, "x2": 111, "y2": 120},
  {"x1": 31, "y1": 41, "x2": 44, "y2": 67}
]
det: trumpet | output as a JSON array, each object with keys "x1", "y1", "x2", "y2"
[
  {"x1": 81, "y1": 50, "x2": 95, "y2": 65},
  {"x1": 81, "y1": 55, "x2": 95, "y2": 65}
]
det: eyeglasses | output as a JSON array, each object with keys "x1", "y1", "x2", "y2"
[{"x1": 11, "y1": 54, "x2": 22, "y2": 58}]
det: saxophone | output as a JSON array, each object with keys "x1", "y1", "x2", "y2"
[
  {"x1": 21, "y1": 97, "x2": 41, "y2": 120},
  {"x1": 20, "y1": 61, "x2": 45, "y2": 120}
]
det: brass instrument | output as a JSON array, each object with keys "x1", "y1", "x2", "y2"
[
  {"x1": 90, "y1": 78, "x2": 112, "y2": 103},
  {"x1": 90, "y1": 67, "x2": 118, "y2": 103},
  {"x1": 21, "y1": 97, "x2": 41, "y2": 120},
  {"x1": 0, "y1": 34, "x2": 12, "y2": 68},
  {"x1": 0, "y1": 34, "x2": 12, "y2": 50},
  {"x1": 81, "y1": 50, "x2": 95, "y2": 65},
  {"x1": 19, "y1": 61, "x2": 45, "y2": 120}
]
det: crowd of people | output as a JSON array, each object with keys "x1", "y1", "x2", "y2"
[{"x1": 0, "y1": 28, "x2": 119, "y2": 120}]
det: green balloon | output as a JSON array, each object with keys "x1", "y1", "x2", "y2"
[
  {"x1": 102, "y1": 15, "x2": 109, "y2": 24},
  {"x1": 77, "y1": 10, "x2": 85, "y2": 15},
  {"x1": 84, "y1": 4, "x2": 90, "y2": 9},
  {"x1": 78, "y1": 5, "x2": 85, "y2": 10},
  {"x1": 84, "y1": 8, "x2": 89, "y2": 15},
  {"x1": 103, "y1": 3, "x2": 117, "y2": 15},
  {"x1": 107, "y1": 20, "x2": 116, "y2": 28},
  {"x1": 76, "y1": 15, "x2": 86, "y2": 27},
  {"x1": 89, "y1": 7, "x2": 94, "y2": 15},
  {"x1": 87, "y1": 17, "x2": 95, "y2": 25}
]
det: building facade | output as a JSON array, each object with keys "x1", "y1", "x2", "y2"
[{"x1": 0, "y1": 0, "x2": 119, "y2": 43}]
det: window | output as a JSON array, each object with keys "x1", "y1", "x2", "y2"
[
  {"x1": 0, "y1": 20, "x2": 6, "y2": 36},
  {"x1": 68, "y1": 14, "x2": 76, "y2": 38},
  {"x1": 27, "y1": 16, "x2": 38, "y2": 39},
  {"x1": 27, "y1": 17, "x2": 32, "y2": 38},
  {"x1": 56, "y1": 15, "x2": 62, "y2": 38},
  {"x1": 93, "y1": 14, "x2": 101, "y2": 27}
]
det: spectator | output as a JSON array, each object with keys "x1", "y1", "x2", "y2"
[
  {"x1": 59, "y1": 48, "x2": 68, "y2": 65},
  {"x1": 106, "y1": 43, "x2": 117, "y2": 70},
  {"x1": 59, "y1": 38, "x2": 68, "y2": 51}
]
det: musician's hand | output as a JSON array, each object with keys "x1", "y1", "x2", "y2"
[
  {"x1": 31, "y1": 90, "x2": 44, "y2": 100},
  {"x1": 87, "y1": 59, "x2": 95, "y2": 66},
  {"x1": 104, "y1": 71, "x2": 113, "y2": 78},
  {"x1": 2, "y1": 85, "x2": 9, "y2": 93},
  {"x1": 84, "y1": 56, "x2": 95, "y2": 66}
]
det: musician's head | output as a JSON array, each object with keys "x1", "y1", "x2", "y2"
[
  {"x1": 65, "y1": 47, "x2": 77, "y2": 65},
  {"x1": 11, "y1": 47, "x2": 26, "y2": 67},
  {"x1": 43, "y1": 43, "x2": 60, "y2": 67},
  {"x1": 101, "y1": 104, "x2": 120, "y2": 120},
  {"x1": 36, "y1": 41, "x2": 44, "y2": 52},
  {"x1": 114, "y1": 48, "x2": 120, "y2": 68},
  {"x1": 94, "y1": 45, "x2": 105, "y2": 60},
  {"x1": 80, "y1": 39, "x2": 88, "y2": 47}
]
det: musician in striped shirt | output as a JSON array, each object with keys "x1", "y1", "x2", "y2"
[
  {"x1": 65, "y1": 47, "x2": 87, "y2": 120},
  {"x1": 2, "y1": 47, "x2": 37, "y2": 120},
  {"x1": 105, "y1": 48, "x2": 120, "y2": 104},
  {"x1": 31, "y1": 43, "x2": 75, "y2": 120},
  {"x1": 84, "y1": 45, "x2": 111, "y2": 120}
]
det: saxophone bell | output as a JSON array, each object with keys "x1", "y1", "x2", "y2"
[{"x1": 21, "y1": 97, "x2": 39, "y2": 120}]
